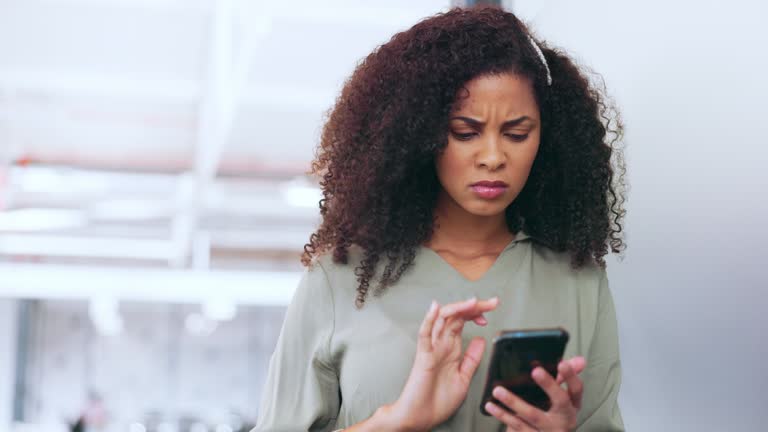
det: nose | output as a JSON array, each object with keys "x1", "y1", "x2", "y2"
[{"x1": 475, "y1": 135, "x2": 507, "y2": 171}]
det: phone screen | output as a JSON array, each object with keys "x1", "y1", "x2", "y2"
[{"x1": 480, "y1": 328, "x2": 569, "y2": 415}]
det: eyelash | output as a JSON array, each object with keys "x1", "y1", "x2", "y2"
[{"x1": 451, "y1": 132, "x2": 529, "y2": 142}]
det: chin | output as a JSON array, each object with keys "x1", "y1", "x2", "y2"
[{"x1": 462, "y1": 201, "x2": 510, "y2": 217}]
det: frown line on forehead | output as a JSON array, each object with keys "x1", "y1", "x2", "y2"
[{"x1": 450, "y1": 116, "x2": 534, "y2": 128}]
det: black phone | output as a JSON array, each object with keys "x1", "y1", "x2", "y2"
[{"x1": 480, "y1": 327, "x2": 570, "y2": 416}]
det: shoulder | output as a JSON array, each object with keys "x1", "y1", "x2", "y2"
[
  {"x1": 309, "y1": 246, "x2": 369, "y2": 308},
  {"x1": 516, "y1": 230, "x2": 606, "y2": 285},
  {"x1": 310, "y1": 245, "x2": 431, "y2": 307},
  {"x1": 528, "y1": 242, "x2": 607, "y2": 296},
  {"x1": 312, "y1": 245, "x2": 366, "y2": 279}
]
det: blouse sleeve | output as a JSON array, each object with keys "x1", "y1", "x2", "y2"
[
  {"x1": 254, "y1": 262, "x2": 340, "y2": 432},
  {"x1": 576, "y1": 269, "x2": 625, "y2": 431}
]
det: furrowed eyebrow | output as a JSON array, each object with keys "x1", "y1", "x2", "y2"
[{"x1": 450, "y1": 116, "x2": 533, "y2": 128}]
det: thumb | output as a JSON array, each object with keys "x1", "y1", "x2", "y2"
[{"x1": 458, "y1": 337, "x2": 486, "y2": 381}]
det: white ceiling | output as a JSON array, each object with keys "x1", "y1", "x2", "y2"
[
  {"x1": 0, "y1": 0, "x2": 450, "y2": 271},
  {"x1": 0, "y1": 0, "x2": 449, "y2": 174}
]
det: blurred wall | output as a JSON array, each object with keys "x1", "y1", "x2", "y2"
[
  {"x1": 514, "y1": 0, "x2": 767, "y2": 430},
  {"x1": 18, "y1": 301, "x2": 286, "y2": 429},
  {"x1": 0, "y1": 299, "x2": 18, "y2": 429}
]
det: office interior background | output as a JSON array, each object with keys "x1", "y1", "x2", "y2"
[{"x1": 0, "y1": 0, "x2": 765, "y2": 431}]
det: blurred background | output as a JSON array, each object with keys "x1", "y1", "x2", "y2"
[{"x1": 0, "y1": 0, "x2": 765, "y2": 431}]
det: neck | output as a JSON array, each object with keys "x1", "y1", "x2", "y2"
[{"x1": 426, "y1": 190, "x2": 513, "y2": 252}]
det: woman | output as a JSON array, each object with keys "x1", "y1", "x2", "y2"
[{"x1": 256, "y1": 6, "x2": 626, "y2": 432}]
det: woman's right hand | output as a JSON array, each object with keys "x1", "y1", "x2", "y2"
[{"x1": 384, "y1": 297, "x2": 499, "y2": 432}]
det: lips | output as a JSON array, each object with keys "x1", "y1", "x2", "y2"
[
  {"x1": 471, "y1": 180, "x2": 509, "y2": 188},
  {"x1": 470, "y1": 180, "x2": 508, "y2": 199}
]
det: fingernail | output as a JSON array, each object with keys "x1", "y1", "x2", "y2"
[
  {"x1": 429, "y1": 300, "x2": 437, "y2": 312},
  {"x1": 485, "y1": 402, "x2": 496, "y2": 413},
  {"x1": 492, "y1": 386, "x2": 505, "y2": 398}
]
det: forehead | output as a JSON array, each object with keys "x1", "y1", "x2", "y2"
[{"x1": 451, "y1": 73, "x2": 539, "y2": 116}]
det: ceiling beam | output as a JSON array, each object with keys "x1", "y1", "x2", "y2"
[
  {"x1": 0, "y1": 263, "x2": 300, "y2": 306},
  {"x1": 0, "y1": 69, "x2": 333, "y2": 111}
]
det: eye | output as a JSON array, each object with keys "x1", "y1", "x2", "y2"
[
  {"x1": 451, "y1": 131, "x2": 477, "y2": 141},
  {"x1": 505, "y1": 133, "x2": 529, "y2": 142}
]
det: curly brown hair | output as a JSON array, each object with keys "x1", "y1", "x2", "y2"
[{"x1": 301, "y1": 6, "x2": 627, "y2": 307}]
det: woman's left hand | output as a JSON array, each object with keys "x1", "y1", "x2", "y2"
[{"x1": 484, "y1": 357, "x2": 586, "y2": 432}]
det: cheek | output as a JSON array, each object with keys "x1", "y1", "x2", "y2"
[{"x1": 510, "y1": 134, "x2": 541, "y2": 178}]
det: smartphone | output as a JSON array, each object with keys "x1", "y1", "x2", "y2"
[{"x1": 480, "y1": 327, "x2": 570, "y2": 416}]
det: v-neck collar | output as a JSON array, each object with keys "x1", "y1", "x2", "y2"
[{"x1": 420, "y1": 230, "x2": 532, "y2": 284}]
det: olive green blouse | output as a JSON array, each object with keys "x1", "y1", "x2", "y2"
[{"x1": 255, "y1": 231, "x2": 624, "y2": 431}]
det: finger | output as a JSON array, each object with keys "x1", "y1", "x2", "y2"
[
  {"x1": 532, "y1": 366, "x2": 570, "y2": 410},
  {"x1": 436, "y1": 300, "x2": 477, "y2": 341},
  {"x1": 440, "y1": 304, "x2": 496, "y2": 329},
  {"x1": 431, "y1": 314, "x2": 446, "y2": 346},
  {"x1": 438, "y1": 297, "x2": 478, "y2": 319},
  {"x1": 569, "y1": 356, "x2": 587, "y2": 374},
  {"x1": 558, "y1": 361, "x2": 584, "y2": 409},
  {"x1": 477, "y1": 296, "x2": 499, "y2": 310},
  {"x1": 446, "y1": 314, "x2": 466, "y2": 336},
  {"x1": 458, "y1": 337, "x2": 485, "y2": 381},
  {"x1": 418, "y1": 301, "x2": 439, "y2": 351},
  {"x1": 556, "y1": 356, "x2": 587, "y2": 384},
  {"x1": 436, "y1": 297, "x2": 499, "y2": 344},
  {"x1": 439, "y1": 296, "x2": 499, "y2": 320},
  {"x1": 447, "y1": 309, "x2": 488, "y2": 326},
  {"x1": 484, "y1": 402, "x2": 536, "y2": 431},
  {"x1": 492, "y1": 386, "x2": 545, "y2": 428}
]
